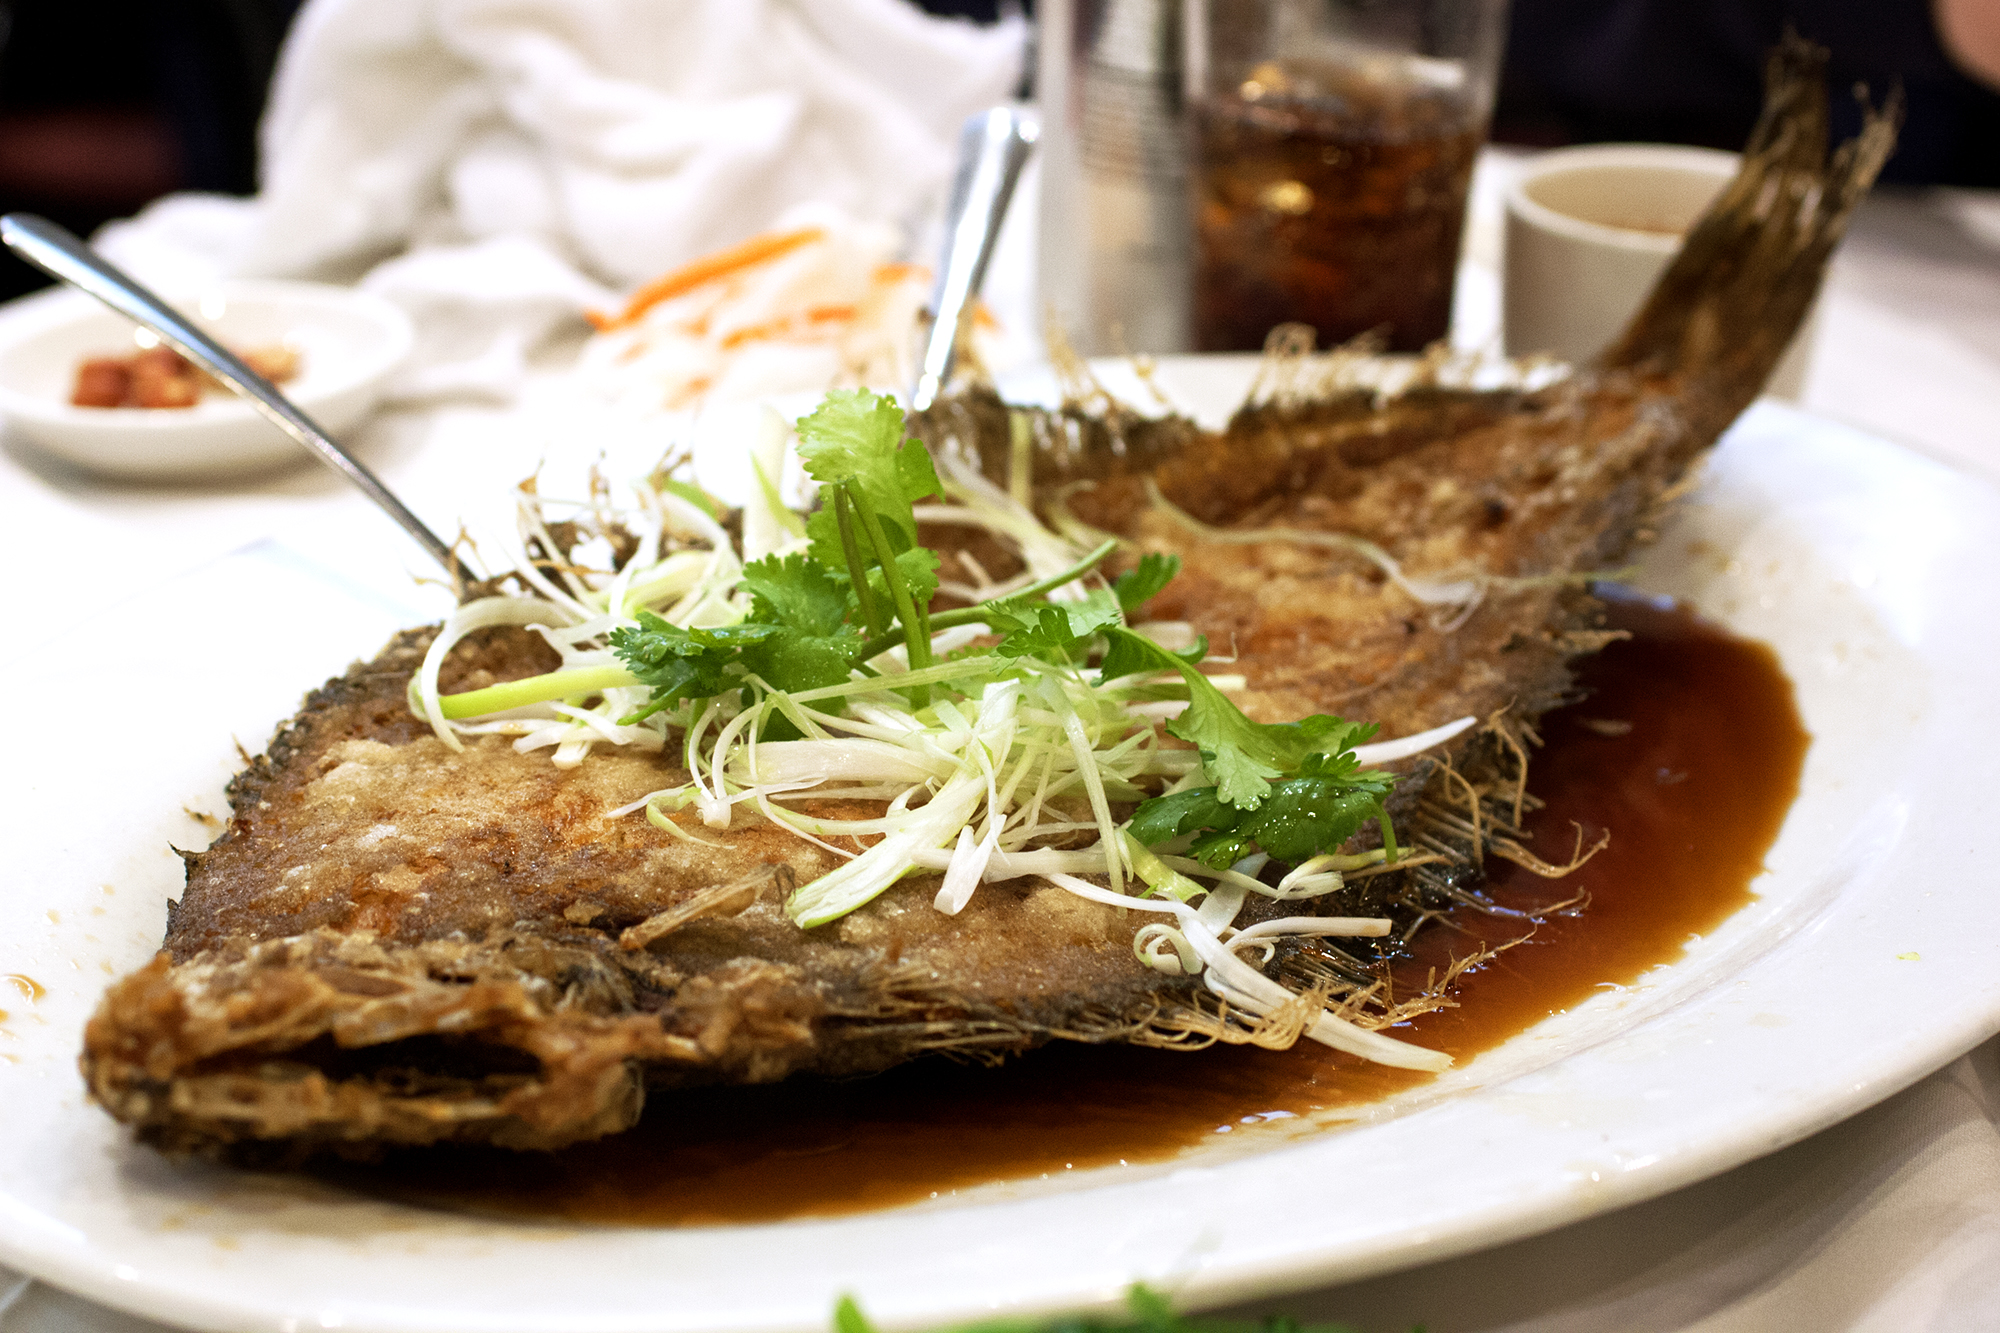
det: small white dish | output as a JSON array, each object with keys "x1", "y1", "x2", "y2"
[
  {"x1": 1502, "y1": 144, "x2": 1816, "y2": 397},
  {"x1": 0, "y1": 279, "x2": 413, "y2": 479}
]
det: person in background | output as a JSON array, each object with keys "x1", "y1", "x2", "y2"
[
  {"x1": 1495, "y1": 0, "x2": 2000, "y2": 186},
  {"x1": 1937, "y1": 0, "x2": 2000, "y2": 89}
]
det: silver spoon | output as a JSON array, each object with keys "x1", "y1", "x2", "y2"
[
  {"x1": 0, "y1": 213, "x2": 458, "y2": 574},
  {"x1": 908, "y1": 105, "x2": 1038, "y2": 414}
]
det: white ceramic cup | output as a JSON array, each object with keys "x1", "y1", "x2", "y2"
[{"x1": 1503, "y1": 143, "x2": 1814, "y2": 398}]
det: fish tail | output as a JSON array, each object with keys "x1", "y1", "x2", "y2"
[{"x1": 1600, "y1": 33, "x2": 1902, "y2": 401}]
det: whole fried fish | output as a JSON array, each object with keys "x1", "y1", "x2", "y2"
[{"x1": 83, "y1": 40, "x2": 1894, "y2": 1159}]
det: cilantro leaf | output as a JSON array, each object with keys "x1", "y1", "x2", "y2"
[
  {"x1": 1113, "y1": 1280, "x2": 1369, "y2": 1333},
  {"x1": 740, "y1": 632, "x2": 860, "y2": 699},
  {"x1": 1128, "y1": 784, "x2": 1259, "y2": 870},
  {"x1": 795, "y1": 389, "x2": 940, "y2": 556},
  {"x1": 1297, "y1": 742, "x2": 1394, "y2": 802},
  {"x1": 608, "y1": 612, "x2": 778, "y2": 721},
  {"x1": 733, "y1": 553, "x2": 864, "y2": 695},
  {"x1": 1105, "y1": 625, "x2": 1402, "y2": 862},
  {"x1": 1128, "y1": 779, "x2": 1391, "y2": 869},
  {"x1": 866, "y1": 544, "x2": 940, "y2": 620},
  {"x1": 740, "y1": 553, "x2": 848, "y2": 636},
  {"x1": 1100, "y1": 628, "x2": 1284, "y2": 807},
  {"x1": 1188, "y1": 827, "x2": 1258, "y2": 869},
  {"x1": 1233, "y1": 783, "x2": 1384, "y2": 864},
  {"x1": 1114, "y1": 552, "x2": 1181, "y2": 614},
  {"x1": 1099, "y1": 628, "x2": 1389, "y2": 811},
  {"x1": 793, "y1": 390, "x2": 945, "y2": 681},
  {"x1": 836, "y1": 1281, "x2": 1364, "y2": 1333},
  {"x1": 1125, "y1": 786, "x2": 1235, "y2": 846},
  {"x1": 986, "y1": 589, "x2": 1123, "y2": 660},
  {"x1": 1096, "y1": 626, "x2": 1210, "y2": 679}
]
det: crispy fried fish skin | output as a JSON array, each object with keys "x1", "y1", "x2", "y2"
[
  {"x1": 82, "y1": 39, "x2": 1896, "y2": 1160},
  {"x1": 84, "y1": 628, "x2": 1186, "y2": 1158},
  {"x1": 921, "y1": 38, "x2": 1897, "y2": 754}
]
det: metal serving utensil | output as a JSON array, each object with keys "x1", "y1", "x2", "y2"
[
  {"x1": 908, "y1": 105, "x2": 1038, "y2": 414},
  {"x1": 0, "y1": 213, "x2": 457, "y2": 574}
]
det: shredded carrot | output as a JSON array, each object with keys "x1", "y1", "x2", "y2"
[
  {"x1": 598, "y1": 227, "x2": 826, "y2": 331},
  {"x1": 664, "y1": 375, "x2": 713, "y2": 411},
  {"x1": 872, "y1": 262, "x2": 928, "y2": 286},
  {"x1": 717, "y1": 318, "x2": 790, "y2": 351},
  {"x1": 717, "y1": 305, "x2": 858, "y2": 351}
]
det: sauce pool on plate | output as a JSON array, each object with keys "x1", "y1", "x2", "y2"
[{"x1": 325, "y1": 593, "x2": 1806, "y2": 1226}]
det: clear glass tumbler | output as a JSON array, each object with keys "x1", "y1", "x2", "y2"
[
  {"x1": 1185, "y1": 0, "x2": 1508, "y2": 353},
  {"x1": 1036, "y1": 0, "x2": 1197, "y2": 357}
]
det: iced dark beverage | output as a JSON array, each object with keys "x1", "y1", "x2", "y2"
[{"x1": 1191, "y1": 56, "x2": 1483, "y2": 353}]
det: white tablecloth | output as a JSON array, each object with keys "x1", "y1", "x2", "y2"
[{"x1": 2, "y1": 162, "x2": 1998, "y2": 1333}]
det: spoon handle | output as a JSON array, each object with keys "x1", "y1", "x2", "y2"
[
  {"x1": 0, "y1": 213, "x2": 458, "y2": 575},
  {"x1": 909, "y1": 106, "x2": 1039, "y2": 414}
]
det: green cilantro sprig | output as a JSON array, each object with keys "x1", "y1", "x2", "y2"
[
  {"x1": 1125, "y1": 753, "x2": 1399, "y2": 870},
  {"x1": 459, "y1": 387, "x2": 1405, "y2": 875},
  {"x1": 735, "y1": 553, "x2": 865, "y2": 694},
  {"x1": 848, "y1": 538, "x2": 1123, "y2": 664},
  {"x1": 600, "y1": 389, "x2": 952, "y2": 715},
  {"x1": 606, "y1": 616, "x2": 780, "y2": 723},
  {"x1": 796, "y1": 389, "x2": 944, "y2": 697},
  {"x1": 983, "y1": 552, "x2": 1184, "y2": 662},
  {"x1": 604, "y1": 390, "x2": 1141, "y2": 713},
  {"x1": 1098, "y1": 629, "x2": 1400, "y2": 868}
]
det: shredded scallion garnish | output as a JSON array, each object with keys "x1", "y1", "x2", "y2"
[{"x1": 417, "y1": 389, "x2": 1476, "y2": 1070}]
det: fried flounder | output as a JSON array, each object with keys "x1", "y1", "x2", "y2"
[{"x1": 83, "y1": 40, "x2": 1893, "y2": 1159}]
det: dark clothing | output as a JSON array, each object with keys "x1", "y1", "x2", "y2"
[{"x1": 1496, "y1": 0, "x2": 2000, "y2": 186}]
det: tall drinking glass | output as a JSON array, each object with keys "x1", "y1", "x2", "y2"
[
  {"x1": 1037, "y1": 0, "x2": 1195, "y2": 357},
  {"x1": 1185, "y1": 0, "x2": 1508, "y2": 352}
]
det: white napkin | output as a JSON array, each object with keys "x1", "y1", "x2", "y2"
[{"x1": 93, "y1": 0, "x2": 1024, "y2": 402}]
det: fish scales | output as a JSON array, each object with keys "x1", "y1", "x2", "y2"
[{"x1": 81, "y1": 39, "x2": 1895, "y2": 1159}]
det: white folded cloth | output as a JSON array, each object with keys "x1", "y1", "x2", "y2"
[{"x1": 94, "y1": 0, "x2": 1024, "y2": 402}]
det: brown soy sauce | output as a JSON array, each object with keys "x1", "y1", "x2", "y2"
[{"x1": 328, "y1": 595, "x2": 1806, "y2": 1226}]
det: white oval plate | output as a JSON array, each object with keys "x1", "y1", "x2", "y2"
[
  {"x1": 0, "y1": 280, "x2": 412, "y2": 479},
  {"x1": 0, "y1": 378, "x2": 1996, "y2": 1333}
]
